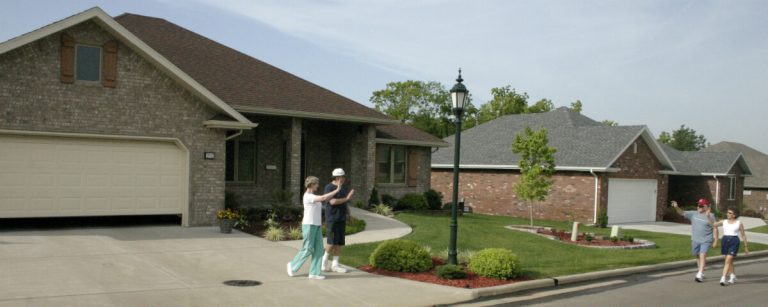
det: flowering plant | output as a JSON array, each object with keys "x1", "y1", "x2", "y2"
[{"x1": 217, "y1": 208, "x2": 241, "y2": 220}]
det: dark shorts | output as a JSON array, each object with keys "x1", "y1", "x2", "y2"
[
  {"x1": 721, "y1": 236, "x2": 740, "y2": 256},
  {"x1": 326, "y1": 221, "x2": 346, "y2": 246}
]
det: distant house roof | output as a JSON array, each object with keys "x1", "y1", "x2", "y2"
[
  {"x1": 703, "y1": 142, "x2": 767, "y2": 188},
  {"x1": 376, "y1": 123, "x2": 449, "y2": 147},
  {"x1": 114, "y1": 13, "x2": 396, "y2": 125},
  {"x1": 432, "y1": 107, "x2": 675, "y2": 172},
  {"x1": 661, "y1": 144, "x2": 751, "y2": 176}
]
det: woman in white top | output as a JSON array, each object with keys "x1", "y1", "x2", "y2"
[
  {"x1": 713, "y1": 208, "x2": 749, "y2": 286},
  {"x1": 287, "y1": 176, "x2": 341, "y2": 280}
]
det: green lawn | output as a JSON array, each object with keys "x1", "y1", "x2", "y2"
[
  {"x1": 342, "y1": 212, "x2": 767, "y2": 279},
  {"x1": 748, "y1": 224, "x2": 768, "y2": 234}
]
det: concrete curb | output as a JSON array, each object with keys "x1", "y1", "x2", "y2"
[{"x1": 468, "y1": 250, "x2": 768, "y2": 299}]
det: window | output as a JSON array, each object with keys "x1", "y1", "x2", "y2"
[
  {"x1": 727, "y1": 177, "x2": 736, "y2": 200},
  {"x1": 377, "y1": 145, "x2": 406, "y2": 184},
  {"x1": 75, "y1": 45, "x2": 101, "y2": 81},
  {"x1": 743, "y1": 190, "x2": 752, "y2": 196},
  {"x1": 226, "y1": 137, "x2": 256, "y2": 182}
]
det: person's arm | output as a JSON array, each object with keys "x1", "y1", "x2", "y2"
[
  {"x1": 671, "y1": 201, "x2": 684, "y2": 215},
  {"x1": 712, "y1": 218, "x2": 720, "y2": 247},
  {"x1": 330, "y1": 189, "x2": 355, "y2": 205},
  {"x1": 314, "y1": 184, "x2": 342, "y2": 202},
  {"x1": 740, "y1": 222, "x2": 749, "y2": 255}
]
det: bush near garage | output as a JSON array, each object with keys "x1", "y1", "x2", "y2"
[{"x1": 398, "y1": 193, "x2": 429, "y2": 211}]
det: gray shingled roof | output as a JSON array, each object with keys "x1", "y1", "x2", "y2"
[
  {"x1": 432, "y1": 107, "x2": 667, "y2": 169},
  {"x1": 703, "y1": 142, "x2": 767, "y2": 188}
]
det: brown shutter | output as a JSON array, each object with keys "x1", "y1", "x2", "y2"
[
  {"x1": 60, "y1": 34, "x2": 75, "y2": 84},
  {"x1": 407, "y1": 148, "x2": 419, "y2": 187},
  {"x1": 102, "y1": 40, "x2": 118, "y2": 88}
]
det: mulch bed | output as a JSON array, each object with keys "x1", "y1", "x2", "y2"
[
  {"x1": 535, "y1": 228, "x2": 640, "y2": 247},
  {"x1": 358, "y1": 257, "x2": 529, "y2": 289}
]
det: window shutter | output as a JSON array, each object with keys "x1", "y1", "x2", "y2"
[
  {"x1": 407, "y1": 148, "x2": 419, "y2": 187},
  {"x1": 102, "y1": 40, "x2": 118, "y2": 88},
  {"x1": 60, "y1": 34, "x2": 75, "y2": 84}
]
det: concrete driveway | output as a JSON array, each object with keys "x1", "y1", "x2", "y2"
[{"x1": 0, "y1": 224, "x2": 471, "y2": 307}]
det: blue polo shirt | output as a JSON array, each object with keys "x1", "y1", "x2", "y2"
[
  {"x1": 683, "y1": 211, "x2": 715, "y2": 243},
  {"x1": 323, "y1": 183, "x2": 349, "y2": 222}
]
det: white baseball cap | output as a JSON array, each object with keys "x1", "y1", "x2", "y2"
[{"x1": 332, "y1": 168, "x2": 346, "y2": 177}]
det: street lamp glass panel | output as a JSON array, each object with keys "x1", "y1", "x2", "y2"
[{"x1": 451, "y1": 91, "x2": 467, "y2": 110}]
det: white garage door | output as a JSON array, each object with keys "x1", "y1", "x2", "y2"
[
  {"x1": 607, "y1": 178, "x2": 657, "y2": 224},
  {"x1": 0, "y1": 134, "x2": 187, "y2": 218}
]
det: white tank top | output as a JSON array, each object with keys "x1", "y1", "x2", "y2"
[{"x1": 722, "y1": 220, "x2": 741, "y2": 236}]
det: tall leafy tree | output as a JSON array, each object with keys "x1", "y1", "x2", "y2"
[
  {"x1": 511, "y1": 126, "x2": 557, "y2": 226},
  {"x1": 370, "y1": 81, "x2": 476, "y2": 138},
  {"x1": 528, "y1": 98, "x2": 554, "y2": 113},
  {"x1": 601, "y1": 120, "x2": 618, "y2": 127},
  {"x1": 476, "y1": 86, "x2": 530, "y2": 125},
  {"x1": 657, "y1": 125, "x2": 708, "y2": 151}
]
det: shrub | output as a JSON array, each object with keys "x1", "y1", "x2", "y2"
[
  {"x1": 287, "y1": 226, "x2": 302, "y2": 240},
  {"x1": 596, "y1": 207, "x2": 608, "y2": 228},
  {"x1": 423, "y1": 189, "x2": 444, "y2": 210},
  {"x1": 742, "y1": 208, "x2": 762, "y2": 218},
  {"x1": 468, "y1": 248, "x2": 521, "y2": 280},
  {"x1": 610, "y1": 236, "x2": 619, "y2": 243},
  {"x1": 352, "y1": 200, "x2": 367, "y2": 209},
  {"x1": 346, "y1": 217, "x2": 366, "y2": 235},
  {"x1": 624, "y1": 235, "x2": 634, "y2": 243},
  {"x1": 265, "y1": 227, "x2": 285, "y2": 241},
  {"x1": 585, "y1": 233, "x2": 594, "y2": 242},
  {"x1": 398, "y1": 193, "x2": 429, "y2": 211},
  {"x1": 373, "y1": 204, "x2": 393, "y2": 216},
  {"x1": 369, "y1": 240, "x2": 432, "y2": 272},
  {"x1": 458, "y1": 249, "x2": 477, "y2": 264},
  {"x1": 369, "y1": 187, "x2": 381, "y2": 206},
  {"x1": 435, "y1": 264, "x2": 467, "y2": 280},
  {"x1": 381, "y1": 194, "x2": 399, "y2": 209},
  {"x1": 263, "y1": 211, "x2": 280, "y2": 229}
]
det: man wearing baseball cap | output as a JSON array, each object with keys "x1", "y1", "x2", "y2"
[
  {"x1": 321, "y1": 168, "x2": 355, "y2": 273},
  {"x1": 672, "y1": 198, "x2": 718, "y2": 282}
]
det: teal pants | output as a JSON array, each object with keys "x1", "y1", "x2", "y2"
[{"x1": 289, "y1": 224, "x2": 324, "y2": 276}]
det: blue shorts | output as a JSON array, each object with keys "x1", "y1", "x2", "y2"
[
  {"x1": 326, "y1": 221, "x2": 346, "y2": 246},
  {"x1": 691, "y1": 241, "x2": 711, "y2": 256},
  {"x1": 721, "y1": 236, "x2": 740, "y2": 256}
]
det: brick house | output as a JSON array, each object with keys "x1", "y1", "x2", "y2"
[
  {"x1": 431, "y1": 107, "x2": 751, "y2": 224},
  {"x1": 0, "y1": 7, "x2": 445, "y2": 226},
  {"x1": 702, "y1": 142, "x2": 768, "y2": 213}
]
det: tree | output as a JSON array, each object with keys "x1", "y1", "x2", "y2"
[
  {"x1": 476, "y1": 86, "x2": 530, "y2": 125},
  {"x1": 528, "y1": 98, "x2": 554, "y2": 113},
  {"x1": 570, "y1": 100, "x2": 583, "y2": 113},
  {"x1": 511, "y1": 126, "x2": 557, "y2": 226},
  {"x1": 657, "y1": 125, "x2": 708, "y2": 151},
  {"x1": 601, "y1": 120, "x2": 618, "y2": 127},
  {"x1": 370, "y1": 81, "x2": 476, "y2": 138}
]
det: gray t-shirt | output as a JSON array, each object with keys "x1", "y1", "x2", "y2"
[{"x1": 683, "y1": 211, "x2": 715, "y2": 243}]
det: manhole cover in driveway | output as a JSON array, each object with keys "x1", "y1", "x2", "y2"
[{"x1": 223, "y1": 280, "x2": 262, "y2": 287}]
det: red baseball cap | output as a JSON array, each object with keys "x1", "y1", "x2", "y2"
[{"x1": 697, "y1": 199, "x2": 710, "y2": 206}]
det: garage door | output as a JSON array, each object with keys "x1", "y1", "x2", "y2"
[
  {"x1": 607, "y1": 178, "x2": 657, "y2": 224},
  {"x1": 0, "y1": 134, "x2": 187, "y2": 218}
]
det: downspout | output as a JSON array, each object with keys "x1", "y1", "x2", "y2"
[
  {"x1": 713, "y1": 175, "x2": 720, "y2": 212},
  {"x1": 225, "y1": 130, "x2": 243, "y2": 141},
  {"x1": 590, "y1": 169, "x2": 599, "y2": 224}
]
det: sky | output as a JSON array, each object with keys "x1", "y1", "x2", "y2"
[{"x1": 1, "y1": 0, "x2": 767, "y2": 153}]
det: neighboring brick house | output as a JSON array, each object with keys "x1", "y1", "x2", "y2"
[
  {"x1": 702, "y1": 142, "x2": 768, "y2": 213},
  {"x1": 431, "y1": 107, "x2": 751, "y2": 224},
  {"x1": 0, "y1": 7, "x2": 445, "y2": 226}
]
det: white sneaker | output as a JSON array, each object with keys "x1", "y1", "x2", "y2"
[
  {"x1": 729, "y1": 274, "x2": 737, "y2": 284},
  {"x1": 308, "y1": 275, "x2": 326, "y2": 280},
  {"x1": 695, "y1": 272, "x2": 704, "y2": 282},
  {"x1": 331, "y1": 266, "x2": 348, "y2": 273},
  {"x1": 321, "y1": 260, "x2": 331, "y2": 272},
  {"x1": 286, "y1": 263, "x2": 294, "y2": 277},
  {"x1": 719, "y1": 276, "x2": 726, "y2": 286}
]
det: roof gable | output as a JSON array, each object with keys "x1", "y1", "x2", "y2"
[
  {"x1": 114, "y1": 13, "x2": 395, "y2": 125},
  {"x1": 703, "y1": 142, "x2": 766, "y2": 187},
  {"x1": 0, "y1": 7, "x2": 253, "y2": 127}
]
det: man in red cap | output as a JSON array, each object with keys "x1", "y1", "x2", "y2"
[{"x1": 672, "y1": 198, "x2": 718, "y2": 282}]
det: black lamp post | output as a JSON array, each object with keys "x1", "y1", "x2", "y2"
[{"x1": 448, "y1": 69, "x2": 468, "y2": 265}]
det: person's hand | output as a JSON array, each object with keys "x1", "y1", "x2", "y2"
[
  {"x1": 347, "y1": 189, "x2": 355, "y2": 199},
  {"x1": 671, "y1": 201, "x2": 678, "y2": 208},
  {"x1": 712, "y1": 240, "x2": 718, "y2": 248}
]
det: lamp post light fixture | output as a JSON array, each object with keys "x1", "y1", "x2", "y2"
[{"x1": 448, "y1": 69, "x2": 468, "y2": 265}]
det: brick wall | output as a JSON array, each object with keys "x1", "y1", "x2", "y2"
[
  {"x1": 743, "y1": 188, "x2": 768, "y2": 212},
  {"x1": 0, "y1": 21, "x2": 226, "y2": 226}
]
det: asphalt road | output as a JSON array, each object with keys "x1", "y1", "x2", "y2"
[{"x1": 457, "y1": 257, "x2": 768, "y2": 307}]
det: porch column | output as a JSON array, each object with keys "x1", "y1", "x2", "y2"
[
  {"x1": 350, "y1": 125, "x2": 376, "y2": 205},
  {"x1": 288, "y1": 118, "x2": 302, "y2": 205}
]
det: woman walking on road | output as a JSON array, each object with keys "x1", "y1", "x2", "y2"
[
  {"x1": 713, "y1": 208, "x2": 749, "y2": 286},
  {"x1": 287, "y1": 176, "x2": 341, "y2": 280}
]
